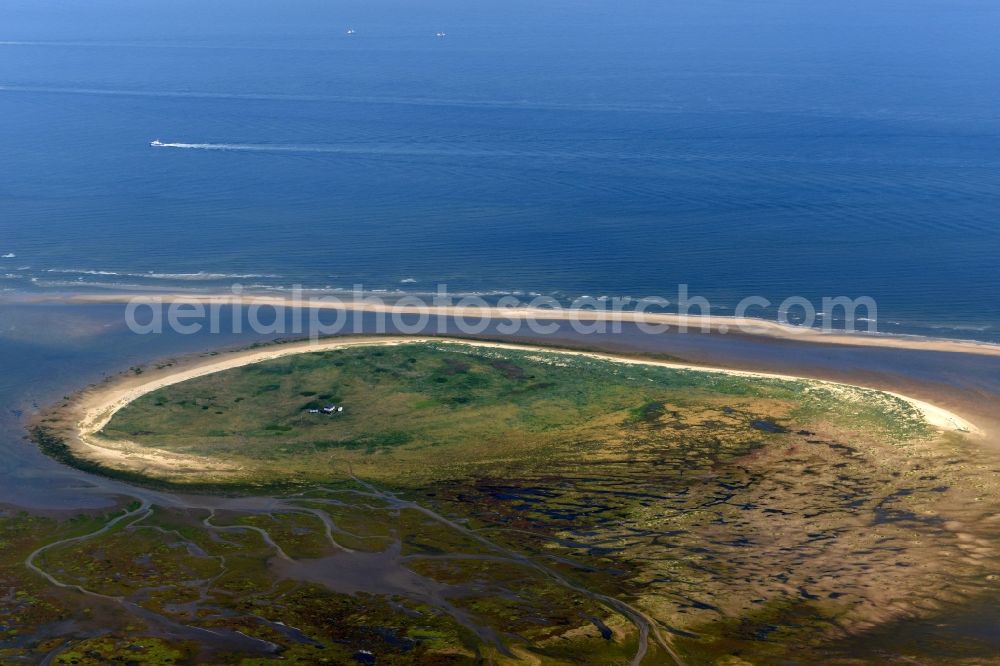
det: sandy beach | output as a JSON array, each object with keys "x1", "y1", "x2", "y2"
[
  {"x1": 51, "y1": 336, "x2": 980, "y2": 480},
  {"x1": 42, "y1": 292, "x2": 1000, "y2": 358}
]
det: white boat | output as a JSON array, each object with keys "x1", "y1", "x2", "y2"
[
  {"x1": 346, "y1": 28, "x2": 356, "y2": 35},
  {"x1": 150, "y1": 139, "x2": 164, "y2": 147},
  {"x1": 436, "y1": 32, "x2": 447, "y2": 38}
]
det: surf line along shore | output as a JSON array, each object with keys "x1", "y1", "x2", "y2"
[
  {"x1": 53, "y1": 336, "x2": 980, "y2": 480},
  {"x1": 49, "y1": 292, "x2": 1000, "y2": 358}
]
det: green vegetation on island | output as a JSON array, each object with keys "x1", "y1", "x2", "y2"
[{"x1": 15, "y1": 342, "x2": 1000, "y2": 664}]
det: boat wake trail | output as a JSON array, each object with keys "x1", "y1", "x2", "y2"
[
  {"x1": 149, "y1": 141, "x2": 542, "y2": 158},
  {"x1": 152, "y1": 141, "x2": 310, "y2": 153},
  {"x1": 148, "y1": 140, "x2": 657, "y2": 161}
]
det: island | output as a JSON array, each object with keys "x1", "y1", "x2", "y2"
[{"x1": 14, "y1": 338, "x2": 997, "y2": 665}]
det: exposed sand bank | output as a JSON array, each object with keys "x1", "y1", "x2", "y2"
[
  {"x1": 50, "y1": 336, "x2": 980, "y2": 481},
  {"x1": 44, "y1": 292, "x2": 1000, "y2": 358}
]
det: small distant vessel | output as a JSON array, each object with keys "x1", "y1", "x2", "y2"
[
  {"x1": 435, "y1": 32, "x2": 447, "y2": 38},
  {"x1": 150, "y1": 138, "x2": 164, "y2": 147},
  {"x1": 346, "y1": 28, "x2": 356, "y2": 35}
]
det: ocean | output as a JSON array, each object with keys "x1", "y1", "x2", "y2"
[{"x1": 1, "y1": 0, "x2": 999, "y2": 341}]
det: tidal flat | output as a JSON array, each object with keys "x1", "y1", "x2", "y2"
[{"x1": 13, "y1": 340, "x2": 1000, "y2": 664}]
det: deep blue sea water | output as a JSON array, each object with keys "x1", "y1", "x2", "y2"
[{"x1": 1, "y1": 0, "x2": 999, "y2": 340}]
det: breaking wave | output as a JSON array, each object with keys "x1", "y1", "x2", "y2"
[{"x1": 44, "y1": 269, "x2": 282, "y2": 281}]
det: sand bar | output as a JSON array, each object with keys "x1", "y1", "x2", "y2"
[{"x1": 38, "y1": 292, "x2": 1000, "y2": 358}]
